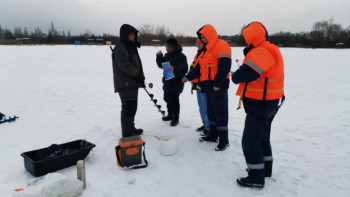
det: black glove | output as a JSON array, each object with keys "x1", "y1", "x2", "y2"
[
  {"x1": 134, "y1": 73, "x2": 146, "y2": 88},
  {"x1": 134, "y1": 73, "x2": 145, "y2": 82},
  {"x1": 243, "y1": 45, "x2": 254, "y2": 56}
]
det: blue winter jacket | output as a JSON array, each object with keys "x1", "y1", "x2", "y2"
[{"x1": 156, "y1": 46, "x2": 188, "y2": 94}]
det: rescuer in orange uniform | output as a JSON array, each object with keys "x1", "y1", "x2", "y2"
[
  {"x1": 183, "y1": 24, "x2": 232, "y2": 151},
  {"x1": 191, "y1": 38, "x2": 210, "y2": 135},
  {"x1": 231, "y1": 22, "x2": 285, "y2": 188}
]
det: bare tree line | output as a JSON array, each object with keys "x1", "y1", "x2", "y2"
[{"x1": 0, "y1": 18, "x2": 349, "y2": 48}]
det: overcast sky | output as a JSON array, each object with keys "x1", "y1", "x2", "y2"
[{"x1": 0, "y1": 0, "x2": 349, "y2": 36}]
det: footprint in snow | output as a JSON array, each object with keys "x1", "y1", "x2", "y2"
[{"x1": 128, "y1": 179, "x2": 136, "y2": 185}]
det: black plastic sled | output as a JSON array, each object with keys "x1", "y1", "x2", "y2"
[{"x1": 21, "y1": 139, "x2": 96, "y2": 177}]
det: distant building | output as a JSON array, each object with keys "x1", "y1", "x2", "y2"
[
  {"x1": 106, "y1": 41, "x2": 112, "y2": 45},
  {"x1": 16, "y1": 38, "x2": 31, "y2": 45},
  {"x1": 87, "y1": 38, "x2": 94, "y2": 45},
  {"x1": 96, "y1": 38, "x2": 104, "y2": 45},
  {"x1": 152, "y1": 39, "x2": 161, "y2": 46},
  {"x1": 74, "y1": 41, "x2": 81, "y2": 45},
  {"x1": 336, "y1": 42, "x2": 345, "y2": 49}
]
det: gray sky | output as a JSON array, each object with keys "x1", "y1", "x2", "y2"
[{"x1": 0, "y1": 0, "x2": 349, "y2": 36}]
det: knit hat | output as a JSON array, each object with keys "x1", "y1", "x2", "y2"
[{"x1": 166, "y1": 38, "x2": 179, "y2": 48}]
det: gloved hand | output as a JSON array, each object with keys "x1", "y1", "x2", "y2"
[
  {"x1": 134, "y1": 73, "x2": 146, "y2": 88},
  {"x1": 135, "y1": 73, "x2": 145, "y2": 82}
]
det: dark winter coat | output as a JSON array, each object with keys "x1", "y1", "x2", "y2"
[
  {"x1": 112, "y1": 24, "x2": 145, "y2": 92},
  {"x1": 156, "y1": 46, "x2": 188, "y2": 94}
]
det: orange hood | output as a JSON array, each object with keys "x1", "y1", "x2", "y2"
[
  {"x1": 197, "y1": 24, "x2": 218, "y2": 50},
  {"x1": 242, "y1": 22, "x2": 268, "y2": 47}
]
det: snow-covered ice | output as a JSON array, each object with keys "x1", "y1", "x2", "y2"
[{"x1": 0, "y1": 45, "x2": 349, "y2": 196}]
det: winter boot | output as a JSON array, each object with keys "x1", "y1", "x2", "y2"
[
  {"x1": 196, "y1": 125, "x2": 205, "y2": 131},
  {"x1": 237, "y1": 169, "x2": 265, "y2": 188},
  {"x1": 133, "y1": 128, "x2": 143, "y2": 135},
  {"x1": 236, "y1": 176, "x2": 264, "y2": 189},
  {"x1": 162, "y1": 114, "x2": 174, "y2": 121},
  {"x1": 170, "y1": 114, "x2": 179, "y2": 126},
  {"x1": 199, "y1": 135, "x2": 218, "y2": 143},
  {"x1": 170, "y1": 119, "x2": 179, "y2": 126},
  {"x1": 200, "y1": 130, "x2": 209, "y2": 136},
  {"x1": 216, "y1": 128, "x2": 229, "y2": 151},
  {"x1": 215, "y1": 143, "x2": 229, "y2": 151},
  {"x1": 199, "y1": 123, "x2": 218, "y2": 142}
]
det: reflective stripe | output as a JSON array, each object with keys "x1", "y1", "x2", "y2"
[
  {"x1": 247, "y1": 88, "x2": 283, "y2": 93},
  {"x1": 264, "y1": 156, "x2": 273, "y2": 161},
  {"x1": 218, "y1": 53, "x2": 231, "y2": 59},
  {"x1": 245, "y1": 60, "x2": 265, "y2": 75},
  {"x1": 247, "y1": 163, "x2": 264, "y2": 170},
  {"x1": 217, "y1": 127, "x2": 228, "y2": 131}
]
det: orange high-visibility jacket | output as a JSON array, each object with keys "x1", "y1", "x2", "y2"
[
  {"x1": 191, "y1": 38, "x2": 203, "y2": 84},
  {"x1": 236, "y1": 22, "x2": 284, "y2": 100},
  {"x1": 197, "y1": 25, "x2": 231, "y2": 82}
]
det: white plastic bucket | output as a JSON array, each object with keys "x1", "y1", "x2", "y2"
[{"x1": 158, "y1": 135, "x2": 178, "y2": 156}]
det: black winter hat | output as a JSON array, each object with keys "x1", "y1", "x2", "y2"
[{"x1": 166, "y1": 38, "x2": 179, "y2": 48}]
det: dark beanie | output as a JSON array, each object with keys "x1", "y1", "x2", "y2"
[{"x1": 166, "y1": 38, "x2": 179, "y2": 48}]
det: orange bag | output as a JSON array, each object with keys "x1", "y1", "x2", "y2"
[{"x1": 115, "y1": 136, "x2": 148, "y2": 169}]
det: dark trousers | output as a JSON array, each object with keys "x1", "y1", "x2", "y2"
[
  {"x1": 206, "y1": 88, "x2": 229, "y2": 144},
  {"x1": 163, "y1": 92, "x2": 180, "y2": 119},
  {"x1": 118, "y1": 88, "x2": 138, "y2": 138},
  {"x1": 242, "y1": 98, "x2": 279, "y2": 182}
]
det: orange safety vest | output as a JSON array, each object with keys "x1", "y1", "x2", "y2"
[
  {"x1": 191, "y1": 38, "x2": 203, "y2": 84},
  {"x1": 197, "y1": 25, "x2": 231, "y2": 82},
  {"x1": 236, "y1": 22, "x2": 284, "y2": 105},
  {"x1": 191, "y1": 53, "x2": 201, "y2": 83}
]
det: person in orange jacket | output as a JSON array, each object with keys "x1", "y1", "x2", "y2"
[
  {"x1": 231, "y1": 22, "x2": 285, "y2": 188},
  {"x1": 183, "y1": 24, "x2": 232, "y2": 151},
  {"x1": 191, "y1": 38, "x2": 210, "y2": 135}
]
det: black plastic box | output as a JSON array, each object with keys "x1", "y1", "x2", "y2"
[{"x1": 21, "y1": 139, "x2": 96, "y2": 177}]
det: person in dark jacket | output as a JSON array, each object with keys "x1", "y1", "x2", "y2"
[
  {"x1": 112, "y1": 24, "x2": 145, "y2": 137},
  {"x1": 156, "y1": 38, "x2": 188, "y2": 126}
]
